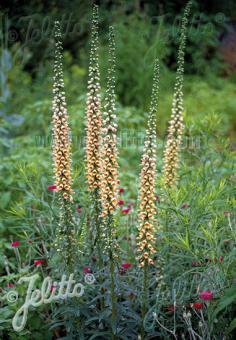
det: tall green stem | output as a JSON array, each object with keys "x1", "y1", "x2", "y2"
[
  {"x1": 110, "y1": 249, "x2": 116, "y2": 339},
  {"x1": 141, "y1": 260, "x2": 148, "y2": 339}
]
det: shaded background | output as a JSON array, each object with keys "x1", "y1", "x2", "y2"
[{"x1": 1, "y1": 1, "x2": 236, "y2": 130}]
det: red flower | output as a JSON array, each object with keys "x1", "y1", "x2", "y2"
[
  {"x1": 199, "y1": 290, "x2": 214, "y2": 301},
  {"x1": 7, "y1": 283, "x2": 14, "y2": 288},
  {"x1": 219, "y1": 256, "x2": 223, "y2": 262},
  {"x1": 119, "y1": 188, "x2": 125, "y2": 194},
  {"x1": 77, "y1": 207, "x2": 82, "y2": 213},
  {"x1": 83, "y1": 267, "x2": 91, "y2": 274},
  {"x1": 121, "y1": 208, "x2": 130, "y2": 214},
  {"x1": 34, "y1": 259, "x2": 45, "y2": 266},
  {"x1": 118, "y1": 200, "x2": 125, "y2": 206},
  {"x1": 117, "y1": 180, "x2": 120, "y2": 184},
  {"x1": 155, "y1": 195, "x2": 160, "y2": 203},
  {"x1": 181, "y1": 203, "x2": 189, "y2": 209},
  {"x1": 193, "y1": 302, "x2": 203, "y2": 310},
  {"x1": 48, "y1": 185, "x2": 57, "y2": 191},
  {"x1": 11, "y1": 241, "x2": 20, "y2": 248},
  {"x1": 224, "y1": 211, "x2": 230, "y2": 217},
  {"x1": 121, "y1": 263, "x2": 132, "y2": 269}
]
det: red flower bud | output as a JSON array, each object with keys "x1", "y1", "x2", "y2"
[
  {"x1": 48, "y1": 185, "x2": 57, "y2": 191},
  {"x1": 11, "y1": 241, "x2": 20, "y2": 248},
  {"x1": 199, "y1": 290, "x2": 214, "y2": 301}
]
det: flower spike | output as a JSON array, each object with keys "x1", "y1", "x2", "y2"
[
  {"x1": 52, "y1": 21, "x2": 77, "y2": 267},
  {"x1": 163, "y1": 1, "x2": 192, "y2": 187},
  {"x1": 100, "y1": 26, "x2": 119, "y2": 219},
  {"x1": 137, "y1": 59, "x2": 159, "y2": 267},
  {"x1": 52, "y1": 21, "x2": 73, "y2": 202},
  {"x1": 85, "y1": 4, "x2": 102, "y2": 191}
]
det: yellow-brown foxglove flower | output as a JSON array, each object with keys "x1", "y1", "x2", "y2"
[
  {"x1": 137, "y1": 60, "x2": 159, "y2": 267},
  {"x1": 85, "y1": 5, "x2": 102, "y2": 191},
  {"x1": 163, "y1": 1, "x2": 192, "y2": 187},
  {"x1": 100, "y1": 26, "x2": 119, "y2": 219},
  {"x1": 52, "y1": 21, "x2": 73, "y2": 202}
]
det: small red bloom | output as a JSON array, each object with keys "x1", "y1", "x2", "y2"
[
  {"x1": 193, "y1": 302, "x2": 203, "y2": 310},
  {"x1": 118, "y1": 200, "x2": 125, "y2": 206},
  {"x1": 219, "y1": 256, "x2": 223, "y2": 262},
  {"x1": 121, "y1": 263, "x2": 132, "y2": 269},
  {"x1": 181, "y1": 203, "x2": 189, "y2": 209},
  {"x1": 48, "y1": 185, "x2": 57, "y2": 191},
  {"x1": 77, "y1": 207, "x2": 82, "y2": 213},
  {"x1": 155, "y1": 195, "x2": 160, "y2": 203},
  {"x1": 224, "y1": 211, "x2": 230, "y2": 217},
  {"x1": 83, "y1": 267, "x2": 91, "y2": 274},
  {"x1": 34, "y1": 259, "x2": 45, "y2": 266},
  {"x1": 119, "y1": 188, "x2": 125, "y2": 193},
  {"x1": 199, "y1": 290, "x2": 214, "y2": 301},
  {"x1": 117, "y1": 180, "x2": 120, "y2": 184},
  {"x1": 7, "y1": 283, "x2": 14, "y2": 288},
  {"x1": 121, "y1": 208, "x2": 130, "y2": 214},
  {"x1": 11, "y1": 241, "x2": 20, "y2": 248}
]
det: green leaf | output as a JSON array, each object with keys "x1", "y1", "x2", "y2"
[{"x1": 226, "y1": 317, "x2": 236, "y2": 334}]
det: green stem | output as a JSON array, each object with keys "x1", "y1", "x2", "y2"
[
  {"x1": 93, "y1": 189, "x2": 105, "y2": 309},
  {"x1": 110, "y1": 249, "x2": 116, "y2": 339},
  {"x1": 141, "y1": 260, "x2": 148, "y2": 340}
]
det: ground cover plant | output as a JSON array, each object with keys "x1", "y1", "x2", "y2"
[{"x1": 0, "y1": 1, "x2": 235, "y2": 339}]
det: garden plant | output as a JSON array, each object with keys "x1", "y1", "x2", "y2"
[{"x1": 0, "y1": 1, "x2": 235, "y2": 339}]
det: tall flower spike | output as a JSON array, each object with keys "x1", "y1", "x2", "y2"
[
  {"x1": 163, "y1": 1, "x2": 192, "y2": 187},
  {"x1": 52, "y1": 21, "x2": 73, "y2": 202},
  {"x1": 100, "y1": 26, "x2": 119, "y2": 220},
  {"x1": 137, "y1": 59, "x2": 159, "y2": 268},
  {"x1": 100, "y1": 28, "x2": 119, "y2": 333},
  {"x1": 85, "y1": 4, "x2": 102, "y2": 191},
  {"x1": 52, "y1": 21, "x2": 76, "y2": 268}
]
